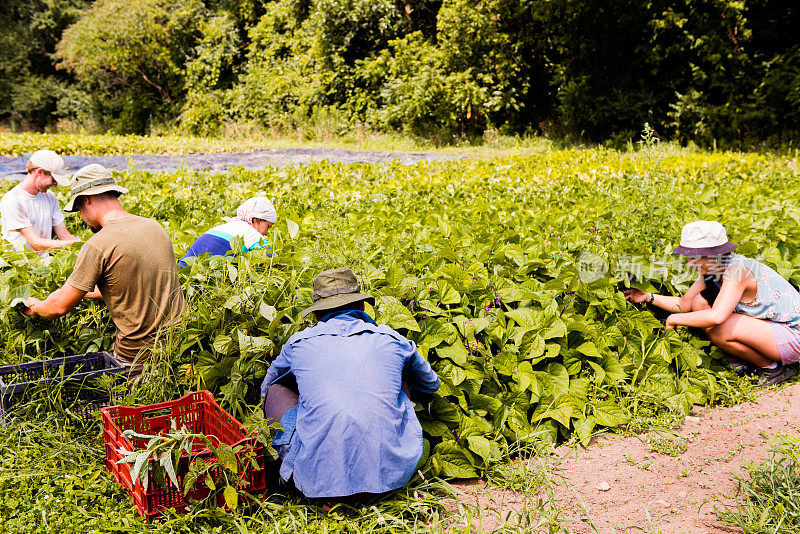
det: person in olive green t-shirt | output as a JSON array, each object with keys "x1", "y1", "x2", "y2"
[{"x1": 24, "y1": 164, "x2": 185, "y2": 377}]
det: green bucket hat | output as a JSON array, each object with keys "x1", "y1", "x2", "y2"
[
  {"x1": 300, "y1": 267, "x2": 375, "y2": 318},
  {"x1": 64, "y1": 163, "x2": 129, "y2": 212}
]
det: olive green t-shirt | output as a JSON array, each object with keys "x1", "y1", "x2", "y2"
[{"x1": 67, "y1": 215, "x2": 185, "y2": 365}]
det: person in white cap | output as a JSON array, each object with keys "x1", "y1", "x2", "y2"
[
  {"x1": 24, "y1": 164, "x2": 185, "y2": 379},
  {"x1": 0, "y1": 149, "x2": 80, "y2": 255},
  {"x1": 626, "y1": 220, "x2": 797, "y2": 387},
  {"x1": 177, "y1": 196, "x2": 277, "y2": 268}
]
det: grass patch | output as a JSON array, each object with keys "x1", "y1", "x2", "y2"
[
  {"x1": 0, "y1": 411, "x2": 452, "y2": 534},
  {"x1": 0, "y1": 404, "x2": 572, "y2": 534},
  {"x1": 0, "y1": 131, "x2": 563, "y2": 158},
  {"x1": 716, "y1": 434, "x2": 800, "y2": 533},
  {"x1": 647, "y1": 432, "x2": 689, "y2": 457},
  {"x1": 482, "y1": 452, "x2": 598, "y2": 533}
]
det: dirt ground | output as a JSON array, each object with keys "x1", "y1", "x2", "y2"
[
  {"x1": 0, "y1": 148, "x2": 458, "y2": 178},
  {"x1": 455, "y1": 383, "x2": 800, "y2": 533}
]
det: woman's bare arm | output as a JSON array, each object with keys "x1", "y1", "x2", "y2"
[{"x1": 625, "y1": 275, "x2": 705, "y2": 313}]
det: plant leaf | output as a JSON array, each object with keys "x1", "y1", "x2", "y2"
[
  {"x1": 286, "y1": 219, "x2": 299, "y2": 239},
  {"x1": 224, "y1": 485, "x2": 238, "y2": 509}
]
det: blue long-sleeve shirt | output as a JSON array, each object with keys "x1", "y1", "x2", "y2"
[{"x1": 260, "y1": 310, "x2": 440, "y2": 498}]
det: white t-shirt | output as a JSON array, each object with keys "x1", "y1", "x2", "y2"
[{"x1": 0, "y1": 184, "x2": 65, "y2": 254}]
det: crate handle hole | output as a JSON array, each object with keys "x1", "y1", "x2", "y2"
[{"x1": 141, "y1": 407, "x2": 172, "y2": 419}]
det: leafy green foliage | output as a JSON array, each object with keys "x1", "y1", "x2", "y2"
[
  {"x1": 0, "y1": 0, "x2": 89, "y2": 129},
  {"x1": 55, "y1": 0, "x2": 209, "y2": 132},
  {"x1": 5, "y1": 145, "x2": 796, "y2": 468},
  {"x1": 1, "y1": 145, "x2": 798, "y2": 529},
  {"x1": 0, "y1": 132, "x2": 294, "y2": 156},
  {"x1": 4, "y1": 0, "x2": 799, "y2": 145}
]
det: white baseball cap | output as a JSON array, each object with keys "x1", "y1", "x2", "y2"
[
  {"x1": 235, "y1": 197, "x2": 277, "y2": 224},
  {"x1": 673, "y1": 221, "x2": 736, "y2": 256},
  {"x1": 28, "y1": 150, "x2": 70, "y2": 186}
]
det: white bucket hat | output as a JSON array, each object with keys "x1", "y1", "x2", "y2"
[
  {"x1": 29, "y1": 150, "x2": 70, "y2": 186},
  {"x1": 673, "y1": 221, "x2": 736, "y2": 256},
  {"x1": 236, "y1": 197, "x2": 277, "y2": 224}
]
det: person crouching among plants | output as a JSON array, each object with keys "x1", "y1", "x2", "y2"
[
  {"x1": 260, "y1": 267, "x2": 440, "y2": 500},
  {"x1": 23, "y1": 164, "x2": 185, "y2": 379},
  {"x1": 626, "y1": 220, "x2": 797, "y2": 387},
  {"x1": 177, "y1": 196, "x2": 276, "y2": 268}
]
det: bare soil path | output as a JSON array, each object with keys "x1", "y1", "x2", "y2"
[
  {"x1": 0, "y1": 148, "x2": 458, "y2": 179},
  {"x1": 455, "y1": 383, "x2": 800, "y2": 533}
]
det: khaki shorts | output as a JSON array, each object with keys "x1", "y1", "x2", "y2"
[{"x1": 111, "y1": 345, "x2": 145, "y2": 383}]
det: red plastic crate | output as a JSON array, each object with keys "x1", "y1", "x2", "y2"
[{"x1": 101, "y1": 391, "x2": 267, "y2": 521}]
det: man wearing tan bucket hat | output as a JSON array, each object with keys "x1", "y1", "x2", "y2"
[
  {"x1": 0, "y1": 149, "x2": 80, "y2": 256},
  {"x1": 24, "y1": 164, "x2": 185, "y2": 377},
  {"x1": 260, "y1": 267, "x2": 440, "y2": 499}
]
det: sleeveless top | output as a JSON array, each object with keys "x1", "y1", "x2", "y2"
[{"x1": 728, "y1": 254, "x2": 800, "y2": 330}]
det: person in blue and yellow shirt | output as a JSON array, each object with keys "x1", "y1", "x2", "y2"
[{"x1": 178, "y1": 197, "x2": 276, "y2": 267}]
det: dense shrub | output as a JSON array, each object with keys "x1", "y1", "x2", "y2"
[
  {"x1": 1, "y1": 0, "x2": 798, "y2": 145},
  {"x1": 0, "y1": 0, "x2": 89, "y2": 130}
]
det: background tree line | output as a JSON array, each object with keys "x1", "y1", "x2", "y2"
[{"x1": 2, "y1": 0, "x2": 798, "y2": 146}]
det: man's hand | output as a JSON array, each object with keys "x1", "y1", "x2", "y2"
[
  {"x1": 21, "y1": 284, "x2": 86, "y2": 319},
  {"x1": 23, "y1": 297, "x2": 43, "y2": 316},
  {"x1": 84, "y1": 286, "x2": 103, "y2": 299},
  {"x1": 52, "y1": 237, "x2": 81, "y2": 250},
  {"x1": 665, "y1": 315, "x2": 678, "y2": 329}
]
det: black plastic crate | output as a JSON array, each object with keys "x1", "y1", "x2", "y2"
[{"x1": 0, "y1": 351, "x2": 125, "y2": 422}]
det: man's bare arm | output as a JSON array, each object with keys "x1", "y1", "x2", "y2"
[
  {"x1": 18, "y1": 226, "x2": 79, "y2": 251},
  {"x1": 24, "y1": 283, "x2": 87, "y2": 319},
  {"x1": 53, "y1": 222, "x2": 80, "y2": 243}
]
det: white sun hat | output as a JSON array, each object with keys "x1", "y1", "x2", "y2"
[
  {"x1": 672, "y1": 221, "x2": 737, "y2": 256},
  {"x1": 28, "y1": 150, "x2": 71, "y2": 186},
  {"x1": 235, "y1": 197, "x2": 277, "y2": 224}
]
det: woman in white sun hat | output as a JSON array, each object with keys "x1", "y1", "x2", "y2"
[
  {"x1": 626, "y1": 220, "x2": 797, "y2": 387},
  {"x1": 177, "y1": 196, "x2": 277, "y2": 268}
]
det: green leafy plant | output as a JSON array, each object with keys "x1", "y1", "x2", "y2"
[
  {"x1": 2, "y1": 145, "x2": 799, "y2": 530},
  {"x1": 116, "y1": 422, "x2": 265, "y2": 510},
  {"x1": 647, "y1": 431, "x2": 689, "y2": 457}
]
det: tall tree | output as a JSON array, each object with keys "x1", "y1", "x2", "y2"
[{"x1": 0, "y1": 0, "x2": 89, "y2": 130}]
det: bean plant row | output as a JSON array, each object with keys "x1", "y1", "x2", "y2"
[{"x1": 1, "y1": 145, "x2": 797, "y2": 531}]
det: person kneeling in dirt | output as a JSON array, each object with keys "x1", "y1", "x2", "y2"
[
  {"x1": 23, "y1": 164, "x2": 185, "y2": 379},
  {"x1": 177, "y1": 196, "x2": 276, "y2": 268},
  {"x1": 260, "y1": 267, "x2": 440, "y2": 500},
  {"x1": 626, "y1": 220, "x2": 797, "y2": 387}
]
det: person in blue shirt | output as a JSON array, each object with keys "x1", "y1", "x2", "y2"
[
  {"x1": 177, "y1": 197, "x2": 276, "y2": 267},
  {"x1": 260, "y1": 267, "x2": 440, "y2": 499}
]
